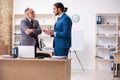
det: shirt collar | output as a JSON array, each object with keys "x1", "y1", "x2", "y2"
[
  {"x1": 58, "y1": 12, "x2": 64, "y2": 18},
  {"x1": 27, "y1": 17, "x2": 33, "y2": 22}
]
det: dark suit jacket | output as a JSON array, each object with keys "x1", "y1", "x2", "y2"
[
  {"x1": 53, "y1": 13, "x2": 72, "y2": 49},
  {"x1": 20, "y1": 18, "x2": 42, "y2": 46}
]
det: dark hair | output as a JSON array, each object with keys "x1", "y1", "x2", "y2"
[{"x1": 54, "y1": 2, "x2": 68, "y2": 12}]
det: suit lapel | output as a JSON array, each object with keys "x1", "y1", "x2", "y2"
[
  {"x1": 25, "y1": 18, "x2": 33, "y2": 29},
  {"x1": 32, "y1": 20, "x2": 35, "y2": 28},
  {"x1": 54, "y1": 13, "x2": 66, "y2": 31}
]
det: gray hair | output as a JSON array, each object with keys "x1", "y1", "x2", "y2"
[{"x1": 24, "y1": 7, "x2": 32, "y2": 14}]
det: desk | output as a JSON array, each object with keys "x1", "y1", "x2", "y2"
[{"x1": 0, "y1": 58, "x2": 71, "y2": 80}]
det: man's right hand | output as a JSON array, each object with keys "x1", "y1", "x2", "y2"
[{"x1": 25, "y1": 29, "x2": 33, "y2": 35}]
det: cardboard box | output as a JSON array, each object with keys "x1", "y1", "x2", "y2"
[{"x1": 114, "y1": 53, "x2": 120, "y2": 64}]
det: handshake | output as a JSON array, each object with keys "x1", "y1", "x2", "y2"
[{"x1": 43, "y1": 29, "x2": 54, "y2": 36}]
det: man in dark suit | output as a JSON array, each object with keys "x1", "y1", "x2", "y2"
[
  {"x1": 44, "y1": 2, "x2": 72, "y2": 57},
  {"x1": 20, "y1": 8, "x2": 42, "y2": 56}
]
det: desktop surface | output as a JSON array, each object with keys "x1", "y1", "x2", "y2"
[{"x1": 0, "y1": 57, "x2": 71, "y2": 80}]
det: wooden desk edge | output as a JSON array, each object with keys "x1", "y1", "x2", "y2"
[{"x1": 0, "y1": 57, "x2": 72, "y2": 62}]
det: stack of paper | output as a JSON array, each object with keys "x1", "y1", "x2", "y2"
[{"x1": 51, "y1": 56, "x2": 67, "y2": 59}]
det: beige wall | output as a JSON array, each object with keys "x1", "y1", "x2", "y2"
[{"x1": 0, "y1": 0, "x2": 13, "y2": 54}]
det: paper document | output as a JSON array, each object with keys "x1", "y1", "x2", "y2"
[{"x1": 52, "y1": 56, "x2": 67, "y2": 59}]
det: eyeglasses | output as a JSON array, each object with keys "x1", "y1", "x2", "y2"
[{"x1": 29, "y1": 11, "x2": 35, "y2": 14}]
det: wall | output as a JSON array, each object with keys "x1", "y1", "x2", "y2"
[
  {"x1": 13, "y1": 0, "x2": 120, "y2": 69},
  {"x1": 0, "y1": 0, "x2": 13, "y2": 54}
]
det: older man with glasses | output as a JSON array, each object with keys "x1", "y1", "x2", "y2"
[{"x1": 20, "y1": 8, "x2": 42, "y2": 57}]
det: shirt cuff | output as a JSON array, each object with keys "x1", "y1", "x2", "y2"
[
  {"x1": 32, "y1": 29, "x2": 35, "y2": 33},
  {"x1": 54, "y1": 32, "x2": 56, "y2": 36}
]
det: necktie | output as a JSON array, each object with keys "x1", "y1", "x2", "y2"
[
  {"x1": 57, "y1": 17, "x2": 60, "y2": 21},
  {"x1": 30, "y1": 20, "x2": 33, "y2": 29}
]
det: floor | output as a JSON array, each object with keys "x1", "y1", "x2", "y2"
[{"x1": 71, "y1": 69, "x2": 120, "y2": 80}]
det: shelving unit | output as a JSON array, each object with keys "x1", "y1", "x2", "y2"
[
  {"x1": 118, "y1": 13, "x2": 120, "y2": 50},
  {"x1": 12, "y1": 14, "x2": 56, "y2": 49},
  {"x1": 95, "y1": 13, "x2": 119, "y2": 70}
]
